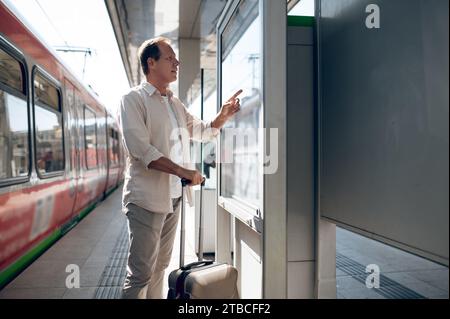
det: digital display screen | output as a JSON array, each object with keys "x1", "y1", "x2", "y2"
[{"x1": 220, "y1": 0, "x2": 262, "y2": 211}]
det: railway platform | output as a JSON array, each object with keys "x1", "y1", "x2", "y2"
[
  {"x1": 0, "y1": 188, "x2": 447, "y2": 299},
  {"x1": 0, "y1": 189, "x2": 198, "y2": 299}
]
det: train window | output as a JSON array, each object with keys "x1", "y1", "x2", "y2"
[
  {"x1": 108, "y1": 127, "x2": 114, "y2": 165},
  {"x1": 84, "y1": 106, "x2": 98, "y2": 169},
  {"x1": 33, "y1": 71, "x2": 64, "y2": 175},
  {"x1": 34, "y1": 73, "x2": 59, "y2": 111},
  {"x1": 116, "y1": 130, "x2": 120, "y2": 161},
  {"x1": 0, "y1": 48, "x2": 23, "y2": 93},
  {"x1": 109, "y1": 128, "x2": 120, "y2": 165},
  {"x1": 0, "y1": 46, "x2": 29, "y2": 182}
]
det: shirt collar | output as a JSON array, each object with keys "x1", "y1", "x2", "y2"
[{"x1": 142, "y1": 81, "x2": 173, "y2": 100}]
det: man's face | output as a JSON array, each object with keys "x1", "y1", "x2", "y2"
[{"x1": 149, "y1": 42, "x2": 179, "y2": 84}]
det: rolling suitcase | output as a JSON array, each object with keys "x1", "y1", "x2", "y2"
[{"x1": 167, "y1": 178, "x2": 239, "y2": 299}]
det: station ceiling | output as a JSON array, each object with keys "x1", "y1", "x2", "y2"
[
  {"x1": 105, "y1": 0, "x2": 228, "y2": 87},
  {"x1": 105, "y1": 0, "x2": 301, "y2": 89}
]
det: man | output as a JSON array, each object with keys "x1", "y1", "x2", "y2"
[{"x1": 119, "y1": 37, "x2": 241, "y2": 299}]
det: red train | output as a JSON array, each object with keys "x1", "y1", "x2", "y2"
[{"x1": 0, "y1": 2, "x2": 125, "y2": 288}]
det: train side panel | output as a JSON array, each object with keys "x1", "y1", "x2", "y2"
[{"x1": 0, "y1": 1, "x2": 123, "y2": 287}]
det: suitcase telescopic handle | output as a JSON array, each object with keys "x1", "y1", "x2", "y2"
[
  {"x1": 181, "y1": 178, "x2": 190, "y2": 187},
  {"x1": 181, "y1": 178, "x2": 205, "y2": 186},
  {"x1": 180, "y1": 260, "x2": 214, "y2": 271},
  {"x1": 179, "y1": 177, "x2": 205, "y2": 268}
]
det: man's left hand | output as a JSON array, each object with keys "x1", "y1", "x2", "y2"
[
  {"x1": 220, "y1": 89, "x2": 243, "y2": 120},
  {"x1": 211, "y1": 89, "x2": 243, "y2": 130}
]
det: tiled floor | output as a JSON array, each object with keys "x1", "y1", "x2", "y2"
[
  {"x1": 0, "y1": 189, "x2": 198, "y2": 299},
  {"x1": 0, "y1": 189, "x2": 124, "y2": 299},
  {"x1": 336, "y1": 227, "x2": 449, "y2": 299},
  {"x1": 0, "y1": 188, "x2": 447, "y2": 299}
]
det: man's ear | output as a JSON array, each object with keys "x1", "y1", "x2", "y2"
[{"x1": 147, "y1": 57, "x2": 155, "y2": 70}]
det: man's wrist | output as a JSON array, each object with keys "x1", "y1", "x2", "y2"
[
  {"x1": 212, "y1": 113, "x2": 227, "y2": 129},
  {"x1": 175, "y1": 165, "x2": 184, "y2": 178}
]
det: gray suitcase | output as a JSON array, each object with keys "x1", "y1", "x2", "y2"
[{"x1": 167, "y1": 178, "x2": 239, "y2": 299}]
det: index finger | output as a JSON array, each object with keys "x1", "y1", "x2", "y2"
[{"x1": 227, "y1": 89, "x2": 243, "y2": 102}]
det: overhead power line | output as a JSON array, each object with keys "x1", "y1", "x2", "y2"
[
  {"x1": 54, "y1": 46, "x2": 94, "y2": 80},
  {"x1": 34, "y1": 0, "x2": 69, "y2": 47}
]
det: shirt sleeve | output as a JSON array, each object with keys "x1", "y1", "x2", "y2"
[
  {"x1": 119, "y1": 92, "x2": 164, "y2": 168},
  {"x1": 181, "y1": 100, "x2": 220, "y2": 142}
]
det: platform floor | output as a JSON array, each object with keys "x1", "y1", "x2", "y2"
[
  {"x1": 0, "y1": 188, "x2": 448, "y2": 299},
  {"x1": 0, "y1": 188, "x2": 198, "y2": 299},
  {"x1": 336, "y1": 228, "x2": 448, "y2": 299}
]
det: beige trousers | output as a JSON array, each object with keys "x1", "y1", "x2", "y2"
[{"x1": 122, "y1": 197, "x2": 181, "y2": 299}]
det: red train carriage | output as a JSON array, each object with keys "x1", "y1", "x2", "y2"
[{"x1": 0, "y1": 1, "x2": 124, "y2": 288}]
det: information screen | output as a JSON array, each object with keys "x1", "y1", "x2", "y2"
[{"x1": 220, "y1": 0, "x2": 262, "y2": 210}]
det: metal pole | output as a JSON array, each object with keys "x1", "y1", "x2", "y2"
[
  {"x1": 180, "y1": 185, "x2": 185, "y2": 268},
  {"x1": 198, "y1": 68, "x2": 204, "y2": 261}
]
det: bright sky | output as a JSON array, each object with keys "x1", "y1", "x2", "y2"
[
  {"x1": 289, "y1": 0, "x2": 315, "y2": 16},
  {"x1": 7, "y1": 0, "x2": 130, "y2": 117},
  {"x1": 5, "y1": 0, "x2": 311, "y2": 118}
]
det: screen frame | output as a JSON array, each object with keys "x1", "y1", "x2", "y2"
[{"x1": 216, "y1": 0, "x2": 265, "y2": 232}]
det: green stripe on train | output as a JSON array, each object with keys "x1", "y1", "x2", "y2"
[
  {"x1": 0, "y1": 190, "x2": 114, "y2": 289},
  {"x1": 0, "y1": 229, "x2": 61, "y2": 289},
  {"x1": 104, "y1": 184, "x2": 119, "y2": 198},
  {"x1": 78, "y1": 201, "x2": 97, "y2": 221}
]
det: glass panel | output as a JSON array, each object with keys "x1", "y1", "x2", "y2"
[
  {"x1": 221, "y1": 0, "x2": 262, "y2": 209},
  {"x1": 35, "y1": 106, "x2": 64, "y2": 174},
  {"x1": 188, "y1": 75, "x2": 203, "y2": 175},
  {"x1": 84, "y1": 106, "x2": 97, "y2": 168},
  {"x1": 109, "y1": 126, "x2": 119, "y2": 165},
  {"x1": 113, "y1": 130, "x2": 120, "y2": 165},
  {"x1": 108, "y1": 127, "x2": 114, "y2": 164},
  {"x1": 96, "y1": 115, "x2": 106, "y2": 166},
  {"x1": 203, "y1": 69, "x2": 218, "y2": 190},
  {"x1": 0, "y1": 48, "x2": 23, "y2": 92},
  {"x1": 0, "y1": 91, "x2": 29, "y2": 179},
  {"x1": 34, "y1": 73, "x2": 59, "y2": 111}
]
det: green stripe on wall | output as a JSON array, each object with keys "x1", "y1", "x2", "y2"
[{"x1": 288, "y1": 15, "x2": 315, "y2": 27}]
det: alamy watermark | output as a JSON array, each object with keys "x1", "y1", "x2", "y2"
[
  {"x1": 366, "y1": 4, "x2": 380, "y2": 29},
  {"x1": 169, "y1": 127, "x2": 279, "y2": 175},
  {"x1": 365, "y1": 264, "x2": 380, "y2": 289},
  {"x1": 66, "y1": 264, "x2": 80, "y2": 289}
]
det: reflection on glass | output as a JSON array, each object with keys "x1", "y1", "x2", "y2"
[
  {"x1": 0, "y1": 48, "x2": 23, "y2": 92},
  {"x1": 34, "y1": 73, "x2": 59, "y2": 111},
  {"x1": 204, "y1": 84, "x2": 217, "y2": 190},
  {"x1": 0, "y1": 91, "x2": 29, "y2": 179},
  {"x1": 203, "y1": 69, "x2": 218, "y2": 121},
  {"x1": 187, "y1": 80, "x2": 203, "y2": 175},
  {"x1": 35, "y1": 105, "x2": 64, "y2": 174},
  {"x1": 109, "y1": 126, "x2": 120, "y2": 165},
  {"x1": 221, "y1": 0, "x2": 261, "y2": 209},
  {"x1": 186, "y1": 68, "x2": 219, "y2": 190},
  {"x1": 84, "y1": 107, "x2": 97, "y2": 169}
]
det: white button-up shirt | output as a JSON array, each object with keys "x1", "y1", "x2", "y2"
[
  {"x1": 119, "y1": 82, "x2": 219, "y2": 213},
  {"x1": 162, "y1": 95, "x2": 182, "y2": 199}
]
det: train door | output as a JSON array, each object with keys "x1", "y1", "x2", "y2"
[
  {"x1": 64, "y1": 79, "x2": 80, "y2": 218},
  {"x1": 73, "y1": 94, "x2": 89, "y2": 214},
  {"x1": 104, "y1": 116, "x2": 113, "y2": 195}
]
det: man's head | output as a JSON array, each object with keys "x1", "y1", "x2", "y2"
[{"x1": 138, "y1": 37, "x2": 179, "y2": 84}]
